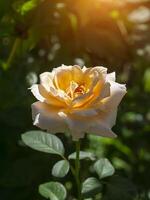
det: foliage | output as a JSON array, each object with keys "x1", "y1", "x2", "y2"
[
  {"x1": 22, "y1": 130, "x2": 116, "y2": 199},
  {"x1": 0, "y1": 0, "x2": 150, "y2": 199}
]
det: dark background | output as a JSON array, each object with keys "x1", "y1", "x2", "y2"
[{"x1": 0, "y1": 0, "x2": 150, "y2": 199}]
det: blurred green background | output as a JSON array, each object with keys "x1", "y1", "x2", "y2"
[{"x1": 0, "y1": 0, "x2": 150, "y2": 199}]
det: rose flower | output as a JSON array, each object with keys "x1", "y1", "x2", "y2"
[{"x1": 31, "y1": 65, "x2": 126, "y2": 140}]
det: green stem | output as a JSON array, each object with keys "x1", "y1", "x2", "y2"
[
  {"x1": 59, "y1": 140, "x2": 82, "y2": 199},
  {"x1": 4, "y1": 38, "x2": 21, "y2": 70},
  {"x1": 75, "y1": 140, "x2": 82, "y2": 200}
]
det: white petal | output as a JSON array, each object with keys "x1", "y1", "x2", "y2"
[
  {"x1": 58, "y1": 110, "x2": 117, "y2": 139},
  {"x1": 97, "y1": 108, "x2": 118, "y2": 128},
  {"x1": 32, "y1": 102, "x2": 67, "y2": 133},
  {"x1": 92, "y1": 82, "x2": 110, "y2": 105},
  {"x1": 58, "y1": 111, "x2": 86, "y2": 140},
  {"x1": 91, "y1": 66, "x2": 107, "y2": 75},
  {"x1": 71, "y1": 109, "x2": 98, "y2": 117},
  {"x1": 82, "y1": 66, "x2": 88, "y2": 72},
  {"x1": 30, "y1": 84, "x2": 45, "y2": 102},
  {"x1": 105, "y1": 109, "x2": 118, "y2": 127},
  {"x1": 86, "y1": 120, "x2": 117, "y2": 138},
  {"x1": 103, "y1": 81, "x2": 127, "y2": 110},
  {"x1": 99, "y1": 82, "x2": 110, "y2": 99},
  {"x1": 40, "y1": 72, "x2": 55, "y2": 91},
  {"x1": 106, "y1": 72, "x2": 116, "y2": 82}
]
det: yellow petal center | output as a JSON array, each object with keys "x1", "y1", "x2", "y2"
[{"x1": 66, "y1": 81, "x2": 87, "y2": 99}]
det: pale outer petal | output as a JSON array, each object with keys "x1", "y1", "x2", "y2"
[
  {"x1": 90, "y1": 82, "x2": 110, "y2": 106},
  {"x1": 106, "y1": 72, "x2": 116, "y2": 82},
  {"x1": 32, "y1": 102, "x2": 67, "y2": 133},
  {"x1": 58, "y1": 111, "x2": 86, "y2": 140},
  {"x1": 102, "y1": 81, "x2": 127, "y2": 111},
  {"x1": 86, "y1": 120, "x2": 117, "y2": 138},
  {"x1": 30, "y1": 84, "x2": 45, "y2": 102},
  {"x1": 58, "y1": 111, "x2": 116, "y2": 140},
  {"x1": 96, "y1": 108, "x2": 118, "y2": 128},
  {"x1": 30, "y1": 84, "x2": 67, "y2": 107},
  {"x1": 40, "y1": 72, "x2": 55, "y2": 91}
]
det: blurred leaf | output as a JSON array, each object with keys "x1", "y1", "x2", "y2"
[
  {"x1": 103, "y1": 176, "x2": 137, "y2": 200},
  {"x1": 68, "y1": 13, "x2": 78, "y2": 31},
  {"x1": 84, "y1": 198, "x2": 92, "y2": 200},
  {"x1": 22, "y1": 131, "x2": 64, "y2": 156},
  {"x1": 94, "y1": 158, "x2": 115, "y2": 179},
  {"x1": 100, "y1": 138, "x2": 133, "y2": 157},
  {"x1": 144, "y1": 68, "x2": 150, "y2": 92},
  {"x1": 17, "y1": 0, "x2": 41, "y2": 16},
  {"x1": 52, "y1": 160, "x2": 70, "y2": 178},
  {"x1": 21, "y1": 28, "x2": 40, "y2": 53},
  {"x1": 112, "y1": 157, "x2": 131, "y2": 171},
  {"x1": 82, "y1": 177, "x2": 102, "y2": 198},
  {"x1": 39, "y1": 181, "x2": 67, "y2": 200},
  {"x1": 68, "y1": 151, "x2": 96, "y2": 161},
  {"x1": 122, "y1": 112, "x2": 143, "y2": 123}
]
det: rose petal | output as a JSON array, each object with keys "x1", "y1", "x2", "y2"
[
  {"x1": 86, "y1": 120, "x2": 117, "y2": 138},
  {"x1": 82, "y1": 66, "x2": 88, "y2": 72},
  {"x1": 103, "y1": 81, "x2": 127, "y2": 110},
  {"x1": 106, "y1": 72, "x2": 116, "y2": 82},
  {"x1": 40, "y1": 71, "x2": 71, "y2": 105},
  {"x1": 30, "y1": 84, "x2": 45, "y2": 102},
  {"x1": 72, "y1": 70, "x2": 101, "y2": 107},
  {"x1": 58, "y1": 111, "x2": 86, "y2": 140},
  {"x1": 31, "y1": 84, "x2": 67, "y2": 107},
  {"x1": 90, "y1": 66, "x2": 107, "y2": 76},
  {"x1": 53, "y1": 65, "x2": 83, "y2": 90},
  {"x1": 97, "y1": 108, "x2": 118, "y2": 128},
  {"x1": 58, "y1": 111, "x2": 116, "y2": 139},
  {"x1": 32, "y1": 102, "x2": 67, "y2": 133},
  {"x1": 71, "y1": 108, "x2": 98, "y2": 117},
  {"x1": 89, "y1": 82, "x2": 110, "y2": 106},
  {"x1": 72, "y1": 67, "x2": 109, "y2": 108},
  {"x1": 99, "y1": 82, "x2": 110, "y2": 99},
  {"x1": 40, "y1": 72, "x2": 55, "y2": 91}
]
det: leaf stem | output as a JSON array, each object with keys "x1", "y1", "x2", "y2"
[
  {"x1": 4, "y1": 38, "x2": 21, "y2": 70},
  {"x1": 59, "y1": 140, "x2": 82, "y2": 199},
  {"x1": 75, "y1": 140, "x2": 82, "y2": 200}
]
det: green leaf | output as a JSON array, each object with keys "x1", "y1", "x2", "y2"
[
  {"x1": 82, "y1": 177, "x2": 102, "y2": 198},
  {"x1": 94, "y1": 158, "x2": 115, "y2": 179},
  {"x1": 39, "y1": 182, "x2": 67, "y2": 200},
  {"x1": 21, "y1": 131, "x2": 64, "y2": 156},
  {"x1": 68, "y1": 151, "x2": 95, "y2": 161},
  {"x1": 52, "y1": 160, "x2": 70, "y2": 178}
]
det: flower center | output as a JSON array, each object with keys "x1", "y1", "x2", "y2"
[
  {"x1": 74, "y1": 84, "x2": 85, "y2": 95},
  {"x1": 66, "y1": 81, "x2": 86, "y2": 99}
]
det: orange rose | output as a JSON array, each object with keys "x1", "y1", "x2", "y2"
[{"x1": 31, "y1": 65, "x2": 126, "y2": 140}]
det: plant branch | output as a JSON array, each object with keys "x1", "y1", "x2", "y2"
[
  {"x1": 75, "y1": 140, "x2": 82, "y2": 200},
  {"x1": 4, "y1": 38, "x2": 21, "y2": 70}
]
